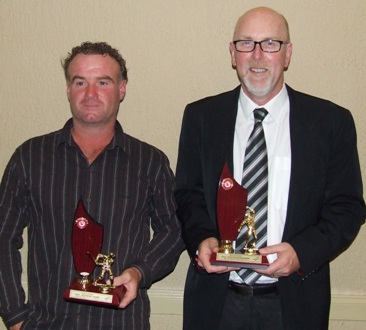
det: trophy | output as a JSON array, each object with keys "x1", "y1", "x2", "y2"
[
  {"x1": 210, "y1": 163, "x2": 269, "y2": 269},
  {"x1": 64, "y1": 200, "x2": 126, "y2": 308}
]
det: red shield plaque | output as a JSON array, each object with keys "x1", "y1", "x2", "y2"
[
  {"x1": 72, "y1": 200, "x2": 104, "y2": 275},
  {"x1": 210, "y1": 162, "x2": 269, "y2": 269},
  {"x1": 216, "y1": 163, "x2": 248, "y2": 241}
]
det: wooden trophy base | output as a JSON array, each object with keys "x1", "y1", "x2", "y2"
[
  {"x1": 210, "y1": 250, "x2": 269, "y2": 269},
  {"x1": 64, "y1": 278, "x2": 126, "y2": 308}
]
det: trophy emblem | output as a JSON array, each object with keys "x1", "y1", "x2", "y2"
[
  {"x1": 64, "y1": 200, "x2": 126, "y2": 307},
  {"x1": 210, "y1": 163, "x2": 269, "y2": 269}
]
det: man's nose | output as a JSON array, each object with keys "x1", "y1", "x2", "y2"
[
  {"x1": 86, "y1": 84, "x2": 98, "y2": 97},
  {"x1": 252, "y1": 43, "x2": 264, "y2": 59}
]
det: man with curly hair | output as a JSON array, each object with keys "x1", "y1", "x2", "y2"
[{"x1": 0, "y1": 41, "x2": 184, "y2": 330}]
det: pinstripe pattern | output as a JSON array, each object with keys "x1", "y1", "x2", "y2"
[
  {"x1": 0, "y1": 119, "x2": 183, "y2": 329},
  {"x1": 236, "y1": 108, "x2": 268, "y2": 284}
]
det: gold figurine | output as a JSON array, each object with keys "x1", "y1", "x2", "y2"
[
  {"x1": 238, "y1": 207, "x2": 257, "y2": 254},
  {"x1": 88, "y1": 252, "x2": 116, "y2": 293}
]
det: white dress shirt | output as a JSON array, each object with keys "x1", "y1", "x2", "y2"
[{"x1": 230, "y1": 84, "x2": 291, "y2": 283}]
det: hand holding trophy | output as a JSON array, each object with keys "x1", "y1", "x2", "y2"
[
  {"x1": 64, "y1": 200, "x2": 126, "y2": 308},
  {"x1": 210, "y1": 163, "x2": 269, "y2": 269}
]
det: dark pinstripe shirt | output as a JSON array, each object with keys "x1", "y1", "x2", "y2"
[{"x1": 0, "y1": 119, "x2": 184, "y2": 329}]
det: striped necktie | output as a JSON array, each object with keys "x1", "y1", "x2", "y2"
[{"x1": 236, "y1": 108, "x2": 268, "y2": 284}]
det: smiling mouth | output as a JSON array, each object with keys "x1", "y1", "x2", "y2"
[{"x1": 250, "y1": 68, "x2": 267, "y2": 73}]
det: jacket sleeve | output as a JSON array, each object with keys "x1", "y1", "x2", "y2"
[
  {"x1": 175, "y1": 104, "x2": 220, "y2": 260},
  {"x1": 286, "y1": 104, "x2": 365, "y2": 281}
]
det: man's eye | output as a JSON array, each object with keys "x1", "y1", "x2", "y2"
[
  {"x1": 242, "y1": 41, "x2": 253, "y2": 46},
  {"x1": 264, "y1": 40, "x2": 275, "y2": 46}
]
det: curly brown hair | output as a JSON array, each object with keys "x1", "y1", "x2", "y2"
[{"x1": 62, "y1": 41, "x2": 128, "y2": 82}]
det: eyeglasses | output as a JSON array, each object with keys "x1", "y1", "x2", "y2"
[{"x1": 233, "y1": 39, "x2": 287, "y2": 53}]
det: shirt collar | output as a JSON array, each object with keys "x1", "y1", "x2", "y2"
[
  {"x1": 58, "y1": 118, "x2": 126, "y2": 151},
  {"x1": 239, "y1": 84, "x2": 289, "y2": 122}
]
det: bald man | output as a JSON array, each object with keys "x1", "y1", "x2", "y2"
[{"x1": 175, "y1": 7, "x2": 364, "y2": 329}]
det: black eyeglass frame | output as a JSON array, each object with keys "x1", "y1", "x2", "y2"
[{"x1": 233, "y1": 39, "x2": 288, "y2": 53}]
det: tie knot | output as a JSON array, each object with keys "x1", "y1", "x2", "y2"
[{"x1": 253, "y1": 108, "x2": 268, "y2": 123}]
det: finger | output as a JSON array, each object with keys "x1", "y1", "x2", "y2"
[
  {"x1": 119, "y1": 294, "x2": 133, "y2": 309},
  {"x1": 118, "y1": 285, "x2": 137, "y2": 309},
  {"x1": 204, "y1": 263, "x2": 228, "y2": 273},
  {"x1": 217, "y1": 266, "x2": 240, "y2": 273},
  {"x1": 259, "y1": 245, "x2": 279, "y2": 255},
  {"x1": 113, "y1": 276, "x2": 125, "y2": 287},
  {"x1": 254, "y1": 260, "x2": 280, "y2": 275}
]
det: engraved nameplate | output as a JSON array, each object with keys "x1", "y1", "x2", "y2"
[{"x1": 69, "y1": 289, "x2": 113, "y2": 303}]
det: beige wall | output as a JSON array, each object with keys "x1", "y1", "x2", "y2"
[{"x1": 1, "y1": 1, "x2": 365, "y2": 329}]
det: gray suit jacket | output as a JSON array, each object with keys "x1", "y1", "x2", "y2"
[{"x1": 175, "y1": 85, "x2": 365, "y2": 329}]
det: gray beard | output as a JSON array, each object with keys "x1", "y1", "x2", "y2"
[{"x1": 243, "y1": 76, "x2": 272, "y2": 98}]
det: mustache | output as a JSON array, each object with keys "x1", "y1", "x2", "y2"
[{"x1": 247, "y1": 62, "x2": 271, "y2": 70}]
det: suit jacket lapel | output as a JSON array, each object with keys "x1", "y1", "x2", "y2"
[
  {"x1": 283, "y1": 85, "x2": 319, "y2": 240},
  {"x1": 220, "y1": 86, "x2": 241, "y2": 175}
]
